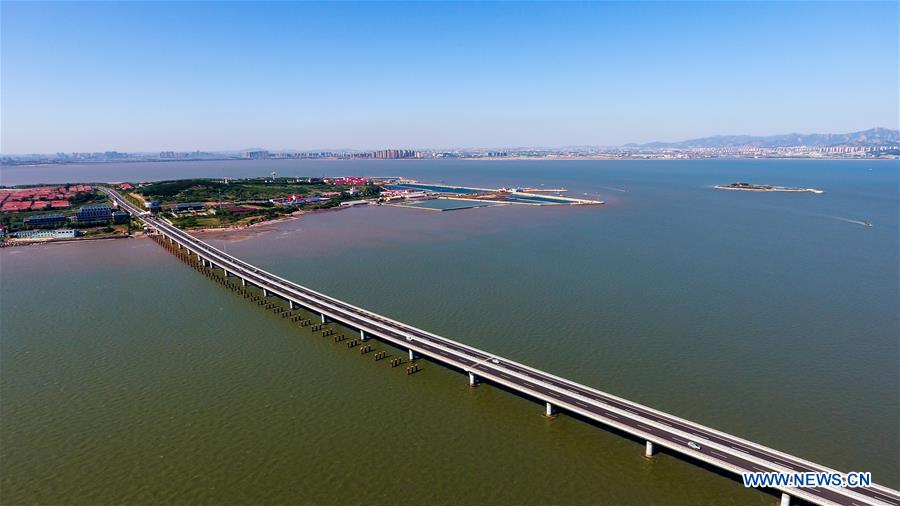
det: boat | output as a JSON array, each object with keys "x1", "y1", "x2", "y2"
[{"x1": 864, "y1": 221, "x2": 873, "y2": 227}]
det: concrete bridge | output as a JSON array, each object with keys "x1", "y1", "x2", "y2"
[{"x1": 105, "y1": 188, "x2": 899, "y2": 506}]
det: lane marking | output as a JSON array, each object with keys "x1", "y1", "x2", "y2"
[{"x1": 869, "y1": 491, "x2": 900, "y2": 502}]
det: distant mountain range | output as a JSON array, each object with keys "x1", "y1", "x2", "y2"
[{"x1": 624, "y1": 127, "x2": 899, "y2": 149}]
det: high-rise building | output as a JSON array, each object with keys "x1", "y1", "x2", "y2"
[{"x1": 373, "y1": 149, "x2": 416, "y2": 159}]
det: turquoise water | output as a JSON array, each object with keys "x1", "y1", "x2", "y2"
[
  {"x1": 395, "y1": 198, "x2": 499, "y2": 211},
  {"x1": 387, "y1": 181, "x2": 578, "y2": 205},
  {"x1": 1, "y1": 159, "x2": 897, "y2": 504},
  {"x1": 385, "y1": 182, "x2": 485, "y2": 194},
  {"x1": 501, "y1": 193, "x2": 577, "y2": 204}
]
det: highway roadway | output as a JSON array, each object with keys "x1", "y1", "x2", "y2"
[{"x1": 105, "y1": 188, "x2": 900, "y2": 506}]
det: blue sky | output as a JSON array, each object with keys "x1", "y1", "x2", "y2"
[{"x1": 2, "y1": 1, "x2": 897, "y2": 153}]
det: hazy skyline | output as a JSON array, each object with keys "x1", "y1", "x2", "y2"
[{"x1": 2, "y1": 1, "x2": 898, "y2": 154}]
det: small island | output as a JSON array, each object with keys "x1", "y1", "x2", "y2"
[{"x1": 714, "y1": 182, "x2": 824, "y2": 194}]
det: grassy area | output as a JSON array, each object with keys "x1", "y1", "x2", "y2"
[
  {"x1": 123, "y1": 191, "x2": 146, "y2": 209},
  {"x1": 168, "y1": 203, "x2": 292, "y2": 229},
  {"x1": 136, "y1": 177, "x2": 382, "y2": 230},
  {"x1": 135, "y1": 177, "x2": 372, "y2": 203}
]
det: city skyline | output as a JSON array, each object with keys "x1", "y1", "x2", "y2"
[
  {"x1": 3, "y1": 126, "x2": 897, "y2": 159},
  {"x1": 2, "y1": 1, "x2": 899, "y2": 153}
]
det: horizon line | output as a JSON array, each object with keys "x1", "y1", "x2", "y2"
[{"x1": 3, "y1": 126, "x2": 897, "y2": 157}]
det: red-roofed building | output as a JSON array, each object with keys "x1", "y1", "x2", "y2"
[
  {"x1": 330, "y1": 176, "x2": 368, "y2": 185},
  {"x1": 30, "y1": 201, "x2": 50, "y2": 210},
  {"x1": 2, "y1": 201, "x2": 32, "y2": 212},
  {"x1": 118, "y1": 183, "x2": 134, "y2": 190},
  {"x1": 50, "y1": 200, "x2": 71, "y2": 209}
]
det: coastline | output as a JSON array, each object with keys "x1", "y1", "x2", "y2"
[
  {"x1": 193, "y1": 209, "x2": 308, "y2": 234},
  {"x1": 192, "y1": 203, "x2": 361, "y2": 238},
  {"x1": 1, "y1": 206, "x2": 341, "y2": 247},
  {"x1": 0, "y1": 233, "x2": 135, "y2": 248}
]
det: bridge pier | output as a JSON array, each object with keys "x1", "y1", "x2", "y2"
[
  {"x1": 360, "y1": 330, "x2": 367, "y2": 341},
  {"x1": 263, "y1": 288, "x2": 273, "y2": 297},
  {"x1": 408, "y1": 349, "x2": 416, "y2": 361},
  {"x1": 644, "y1": 441, "x2": 655, "y2": 458},
  {"x1": 241, "y1": 278, "x2": 247, "y2": 287},
  {"x1": 289, "y1": 300, "x2": 299, "y2": 310},
  {"x1": 224, "y1": 270, "x2": 231, "y2": 278},
  {"x1": 468, "y1": 371, "x2": 477, "y2": 386},
  {"x1": 780, "y1": 492, "x2": 790, "y2": 506},
  {"x1": 320, "y1": 313, "x2": 327, "y2": 323},
  {"x1": 545, "y1": 402, "x2": 555, "y2": 417}
]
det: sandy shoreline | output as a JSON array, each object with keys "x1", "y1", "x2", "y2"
[
  {"x1": 193, "y1": 210, "x2": 307, "y2": 233},
  {"x1": 191, "y1": 204, "x2": 361, "y2": 239}
]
